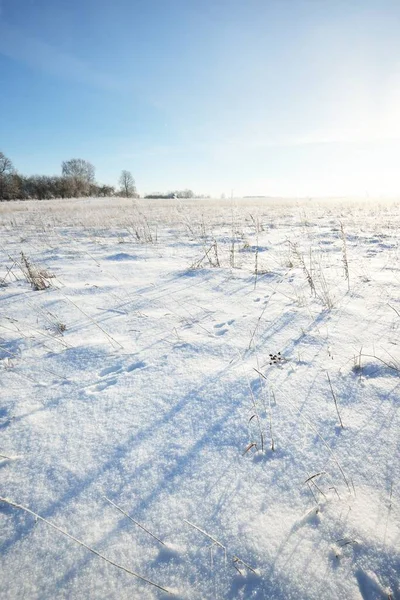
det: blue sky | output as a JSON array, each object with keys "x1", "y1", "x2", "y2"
[{"x1": 1, "y1": 0, "x2": 400, "y2": 196}]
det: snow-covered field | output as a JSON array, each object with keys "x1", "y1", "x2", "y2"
[{"x1": 0, "y1": 196, "x2": 399, "y2": 599}]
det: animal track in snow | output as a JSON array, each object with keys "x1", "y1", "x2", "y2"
[
  {"x1": 213, "y1": 320, "x2": 235, "y2": 336},
  {"x1": 90, "y1": 360, "x2": 147, "y2": 392},
  {"x1": 126, "y1": 360, "x2": 146, "y2": 372},
  {"x1": 99, "y1": 364, "x2": 122, "y2": 377},
  {"x1": 215, "y1": 328, "x2": 228, "y2": 336},
  {"x1": 92, "y1": 378, "x2": 118, "y2": 392}
]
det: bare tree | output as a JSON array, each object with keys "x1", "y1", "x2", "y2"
[
  {"x1": 119, "y1": 170, "x2": 136, "y2": 197},
  {"x1": 98, "y1": 185, "x2": 115, "y2": 197},
  {"x1": 0, "y1": 151, "x2": 117, "y2": 200},
  {"x1": 61, "y1": 158, "x2": 95, "y2": 196},
  {"x1": 0, "y1": 152, "x2": 14, "y2": 176},
  {"x1": 0, "y1": 152, "x2": 15, "y2": 199},
  {"x1": 62, "y1": 158, "x2": 95, "y2": 182}
]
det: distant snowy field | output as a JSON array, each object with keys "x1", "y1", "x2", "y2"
[{"x1": 0, "y1": 196, "x2": 399, "y2": 600}]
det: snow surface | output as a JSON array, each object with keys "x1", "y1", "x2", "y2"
[{"x1": 0, "y1": 196, "x2": 399, "y2": 599}]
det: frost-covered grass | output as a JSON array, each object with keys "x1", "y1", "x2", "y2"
[{"x1": 0, "y1": 196, "x2": 399, "y2": 599}]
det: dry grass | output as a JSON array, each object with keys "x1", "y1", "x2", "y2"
[{"x1": 20, "y1": 252, "x2": 53, "y2": 290}]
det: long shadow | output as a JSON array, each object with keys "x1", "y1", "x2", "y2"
[
  {"x1": 52, "y1": 405, "x2": 240, "y2": 594},
  {"x1": 33, "y1": 388, "x2": 318, "y2": 597},
  {"x1": 0, "y1": 359, "x2": 243, "y2": 557}
]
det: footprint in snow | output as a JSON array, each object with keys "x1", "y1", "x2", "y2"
[
  {"x1": 99, "y1": 364, "x2": 122, "y2": 377},
  {"x1": 213, "y1": 320, "x2": 235, "y2": 336},
  {"x1": 126, "y1": 360, "x2": 146, "y2": 372},
  {"x1": 89, "y1": 361, "x2": 146, "y2": 393},
  {"x1": 214, "y1": 323, "x2": 228, "y2": 336},
  {"x1": 92, "y1": 378, "x2": 118, "y2": 392}
]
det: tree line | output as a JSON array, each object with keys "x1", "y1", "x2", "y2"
[
  {"x1": 0, "y1": 152, "x2": 138, "y2": 200},
  {"x1": 0, "y1": 151, "x2": 200, "y2": 201},
  {"x1": 144, "y1": 190, "x2": 195, "y2": 199}
]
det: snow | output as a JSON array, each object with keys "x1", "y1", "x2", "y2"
[{"x1": 0, "y1": 196, "x2": 399, "y2": 599}]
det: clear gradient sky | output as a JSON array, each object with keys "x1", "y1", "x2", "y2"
[{"x1": 1, "y1": 0, "x2": 400, "y2": 197}]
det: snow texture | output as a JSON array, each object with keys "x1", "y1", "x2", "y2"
[{"x1": 0, "y1": 196, "x2": 399, "y2": 599}]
